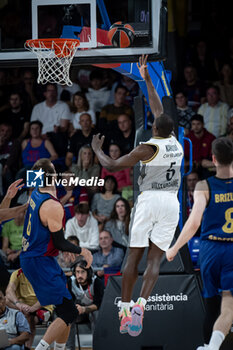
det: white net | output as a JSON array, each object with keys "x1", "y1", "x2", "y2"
[{"x1": 25, "y1": 39, "x2": 80, "y2": 86}]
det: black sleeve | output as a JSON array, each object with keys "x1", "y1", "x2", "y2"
[
  {"x1": 93, "y1": 277, "x2": 104, "y2": 309},
  {"x1": 51, "y1": 229, "x2": 82, "y2": 254}
]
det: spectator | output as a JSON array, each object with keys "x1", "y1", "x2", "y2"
[
  {"x1": 185, "y1": 114, "x2": 216, "y2": 178},
  {"x1": 0, "y1": 123, "x2": 13, "y2": 168},
  {"x1": 57, "y1": 82, "x2": 81, "y2": 102},
  {"x1": 65, "y1": 203, "x2": 99, "y2": 251},
  {"x1": 57, "y1": 171, "x2": 89, "y2": 222},
  {"x1": 0, "y1": 203, "x2": 26, "y2": 269},
  {"x1": 15, "y1": 121, "x2": 58, "y2": 181},
  {"x1": 101, "y1": 144, "x2": 132, "y2": 192},
  {"x1": 1, "y1": 92, "x2": 30, "y2": 140},
  {"x1": 0, "y1": 69, "x2": 10, "y2": 114},
  {"x1": 91, "y1": 175, "x2": 120, "y2": 230},
  {"x1": 19, "y1": 70, "x2": 42, "y2": 112},
  {"x1": 0, "y1": 123, "x2": 14, "y2": 191},
  {"x1": 2, "y1": 204, "x2": 25, "y2": 269},
  {"x1": 108, "y1": 113, "x2": 135, "y2": 155},
  {"x1": 92, "y1": 230, "x2": 125, "y2": 278},
  {"x1": 198, "y1": 85, "x2": 229, "y2": 137},
  {"x1": 5, "y1": 268, "x2": 53, "y2": 349},
  {"x1": 175, "y1": 91, "x2": 195, "y2": 133},
  {"x1": 0, "y1": 290, "x2": 30, "y2": 350},
  {"x1": 214, "y1": 63, "x2": 233, "y2": 107},
  {"x1": 65, "y1": 113, "x2": 97, "y2": 168},
  {"x1": 71, "y1": 144, "x2": 100, "y2": 196},
  {"x1": 121, "y1": 167, "x2": 134, "y2": 208},
  {"x1": 71, "y1": 92, "x2": 96, "y2": 131},
  {"x1": 104, "y1": 197, "x2": 130, "y2": 248},
  {"x1": 66, "y1": 257, "x2": 104, "y2": 350},
  {"x1": 185, "y1": 171, "x2": 199, "y2": 218},
  {"x1": 180, "y1": 65, "x2": 206, "y2": 111},
  {"x1": 108, "y1": 75, "x2": 140, "y2": 106},
  {"x1": 86, "y1": 69, "x2": 110, "y2": 114},
  {"x1": 30, "y1": 83, "x2": 70, "y2": 157},
  {"x1": 226, "y1": 114, "x2": 233, "y2": 141},
  {"x1": 99, "y1": 84, "x2": 134, "y2": 134},
  {"x1": 57, "y1": 236, "x2": 80, "y2": 273},
  {"x1": 191, "y1": 39, "x2": 218, "y2": 83}
]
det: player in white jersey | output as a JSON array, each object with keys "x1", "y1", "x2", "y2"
[{"x1": 92, "y1": 55, "x2": 184, "y2": 337}]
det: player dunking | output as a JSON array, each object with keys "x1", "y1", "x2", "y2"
[
  {"x1": 166, "y1": 137, "x2": 233, "y2": 350},
  {"x1": 20, "y1": 158, "x2": 92, "y2": 350},
  {"x1": 91, "y1": 55, "x2": 184, "y2": 336}
]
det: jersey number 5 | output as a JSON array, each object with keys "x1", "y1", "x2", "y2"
[{"x1": 166, "y1": 162, "x2": 176, "y2": 181}]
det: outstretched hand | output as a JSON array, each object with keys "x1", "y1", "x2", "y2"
[
  {"x1": 91, "y1": 134, "x2": 105, "y2": 153},
  {"x1": 6, "y1": 179, "x2": 24, "y2": 199},
  {"x1": 137, "y1": 54, "x2": 149, "y2": 80},
  {"x1": 80, "y1": 248, "x2": 93, "y2": 268}
]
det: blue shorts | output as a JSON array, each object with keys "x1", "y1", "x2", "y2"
[
  {"x1": 199, "y1": 240, "x2": 233, "y2": 298},
  {"x1": 20, "y1": 255, "x2": 72, "y2": 306}
]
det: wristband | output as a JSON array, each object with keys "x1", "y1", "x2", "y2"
[{"x1": 14, "y1": 301, "x2": 20, "y2": 305}]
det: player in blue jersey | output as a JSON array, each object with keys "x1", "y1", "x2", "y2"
[
  {"x1": 20, "y1": 158, "x2": 93, "y2": 350},
  {"x1": 166, "y1": 137, "x2": 233, "y2": 350}
]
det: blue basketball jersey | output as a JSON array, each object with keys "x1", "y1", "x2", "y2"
[
  {"x1": 21, "y1": 189, "x2": 60, "y2": 258},
  {"x1": 201, "y1": 176, "x2": 233, "y2": 241}
]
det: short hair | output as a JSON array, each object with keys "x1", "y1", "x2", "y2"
[
  {"x1": 9, "y1": 91, "x2": 22, "y2": 100},
  {"x1": 90, "y1": 69, "x2": 103, "y2": 81},
  {"x1": 67, "y1": 235, "x2": 79, "y2": 246},
  {"x1": 212, "y1": 137, "x2": 233, "y2": 166},
  {"x1": 154, "y1": 114, "x2": 174, "y2": 138},
  {"x1": 100, "y1": 230, "x2": 112, "y2": 238},
  {"x1": 191, "y1": 114, "x2": 204, "y2": 123},
  {"x1": 29, "y1": 120, "x2": 43, "y2": 131},
  {"x1": 115, "y1": 84, "x2": 128, "y2": 94},
  {"x1": 75, "y1": 203, "x2": 90, "y2": 215},
  {"x1": 44, "y1": 83, "x2": 57, "y2": 92},
  {"x1": 175, "y1": 91, "x2": 188, "y2": 99},
  {"x1": 207, "y1": 85, "x2": 220, "y2": 95},
  {"x1": 32, "y1": 158, "x2": 55, "y2": 185},
  {"x1": 79, "y1": 112, "x2": 92, "y2": 122}
]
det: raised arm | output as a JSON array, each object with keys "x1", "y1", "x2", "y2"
[
  {"x1": 0, "y1": 179, "x2": 24, "y2": 209},
  {"x1": 166, "y1": 180, "x2": 209, "y2": 261},
  {"x1": 137, "y1": 55, "x2": 163, "y2": 119},
  {"x1": 91, "y1": 134, "x2": 155, "y2": 172}
]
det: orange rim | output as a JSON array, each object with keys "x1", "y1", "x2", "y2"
[{"x1": 25, "y1": 38, "x2": 80, "y2": 57}]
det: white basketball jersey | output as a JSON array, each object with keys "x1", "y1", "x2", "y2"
[{"x1": 138, "y1": 135, "x2": 184, "y2": 193}]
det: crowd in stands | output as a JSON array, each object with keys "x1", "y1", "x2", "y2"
[{"x1": 1, "y1": 18, "x2": 233, "y2": 348}]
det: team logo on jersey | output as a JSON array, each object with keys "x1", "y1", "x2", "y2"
[{"x1": 26, "y1": 168, "x2": 44, "y2": 187}]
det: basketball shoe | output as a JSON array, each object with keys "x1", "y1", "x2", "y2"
[
  {"x1": 128, "y1": 303, "x2": 144, "y2": 337},
  {"x1": 119, "y1": 308, "x2": 132, "y2": 334}
]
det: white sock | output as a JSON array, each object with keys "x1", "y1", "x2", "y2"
[
  {"x1": 54, "y1": 342, "x2": 66, "y2": 350},
  {"x1": 208, "y1": 330, "x2": 225, "y2": 350},
  {"x1": 120, "y1": 302, "x2": 131, "y2": 312},
  {"x1": 35, "y1": 339, "x2": 50, "y2": 350},
  {"x1": 136, "y1": 297, "x2": 147, "y2": 308}
]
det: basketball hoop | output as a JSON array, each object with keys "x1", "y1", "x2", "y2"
[{"x1": 25, "y1": 38, "x2": 80, "y2": 86}]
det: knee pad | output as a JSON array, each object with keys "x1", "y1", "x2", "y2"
[{"x1": 55, "y1": 298, "x2": 78, "y2": 326}]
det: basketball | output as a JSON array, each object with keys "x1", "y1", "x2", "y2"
[{"x1": 108, "y1": 22, "x2": 135, "y2": 48}]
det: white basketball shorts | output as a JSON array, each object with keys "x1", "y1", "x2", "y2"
[{"x1": 129, "y1": 191, "x2": 180, "y2": 251}]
